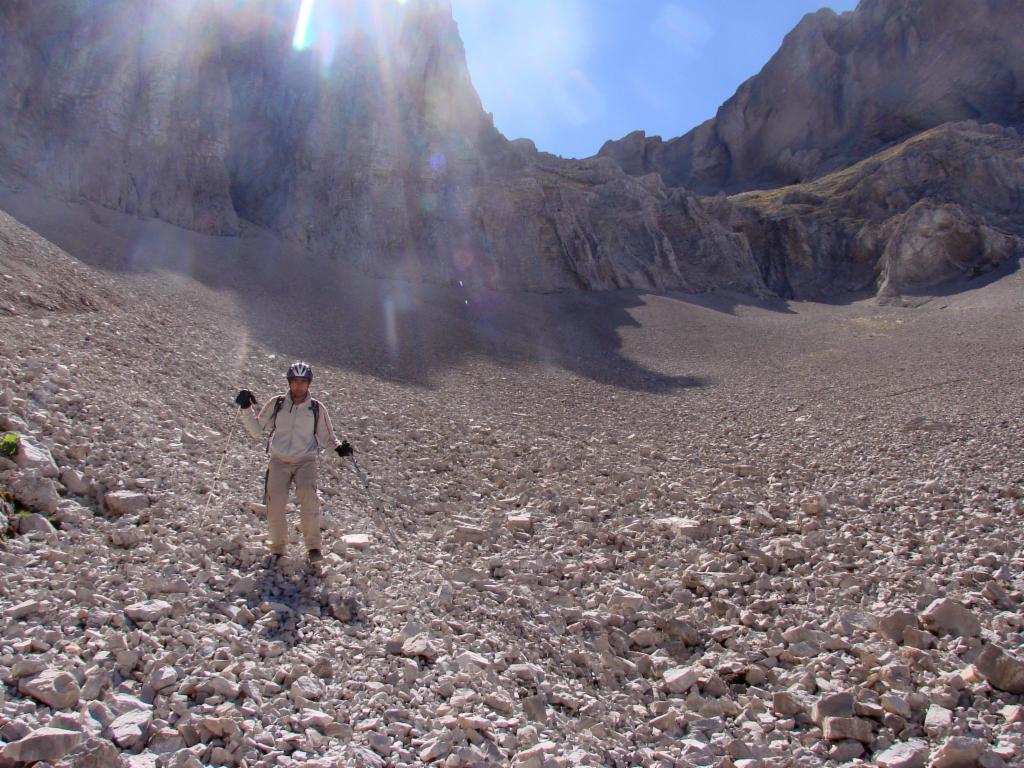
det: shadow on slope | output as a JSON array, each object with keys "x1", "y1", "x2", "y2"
[
  {"x1": 887, "y1": 256, "x2": 1022, "y2": 304},
  {"x1": 0, "y1": 188, "x2": 702, "y2": 393}
]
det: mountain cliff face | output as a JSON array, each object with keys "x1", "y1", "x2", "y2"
[
  {"x1": 0, "y1": 0, "x2": 770, "y2": 293},
  {"x1": 598, "y1": 0, "x2": 1024, "y2": 194},
  {"x1": 0, "y1": 0, "x2": 1020, "y2": 299},
  {"x1": 715, "y1": 122, "x2": 1024, "y2": 299}
]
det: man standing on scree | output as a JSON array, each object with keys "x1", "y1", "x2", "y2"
[{"x1": 234, "y1": 362, "x2": 353, "y2": 565}]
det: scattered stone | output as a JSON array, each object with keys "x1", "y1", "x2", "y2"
[
  {"x1": 108, "y1": 709, "x2": 153, "y2": 750},
  {"x1": 104, "y1": 491, "x2": 150, "y2": 516},
  {"x1": 0, "y1": 145, "x2": 1020, "y2": 768},
  {"x1": 929, "y1": 736, "x2": 986, "y2": 768},
  {"x1": 972, "y1": 644, "x2": 1024, "y2": 693},
  {"x1": 875, "y1": 739, "x2": 930, "y2": 768},
  {"x1": 341, "y1": 533, "x2": 371, "y2": 550},
  {"x1": 879, "y1": 610, "x2": 919, "y2": 642},
  {"x1": 821, "y1": 716, "x2": 873, "y2": 742},
  {"x1": 125, "y1": 600, "x2": 172, "y2": 623},
  {"x1": 18, "y1": 669, "x2": 81, "y2": 710},
  {"x1": 925, "y1": 705, "x2": 953, "y2": 736},
  {"x1": 921, "y1": 598, "x2": 981, "y2": 637},
  {"x1": 663, "y1": 666, "x2": 699, "y2": 694},
  {"x1": 0, "y1": 727, "x2": 82, "y2": 763},
  {"x1": 15, "y1": 435, "x2": 59, "y2": 476},
  {"x1": 401, "y1": 634, "x2": 443, "y2": 661}
]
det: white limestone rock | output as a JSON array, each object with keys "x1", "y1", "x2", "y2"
[
  {"x1": 15, "y1": 435, "x2": 59, "y2": 477},
  {"x1": 125, "y1": 600, "x2": 172, "y2": 623},
  {"x1": 663, "y1": 666, "x2": 699, "y2": 694},
  {"x1": 18, "y1": 512, "x2": 57, "y2": 536},
  {"x1": 821, "y1": 716, "x2": 873, "y2": 743},
  {"x1": 104, "y1": 491, "x2": 150, "y2": 517},
  {"x1": 929, "y1": 736, "x2": 987, "y2": 768},
  {"x1": 921, "y1": 598, "x2": 981, "y2": 637},
  {"x1": 0, "y1": 727, "x2": 82, "y2": 763},
  {"x1": 11, "y1": 473, "x2": 60, "y2": 514},
  {"x1": 108, "y1": 708, "x2": 153, "y2": 750},
  {"x1": 972, "y1": 644, "x2": 1024, "y2": 693},
  {"x1": 875, "y1": 739, "x2": 930, "y2": 768},
  {"x1": 18, "y1": 669, "x2": 81, "y2": 710}
]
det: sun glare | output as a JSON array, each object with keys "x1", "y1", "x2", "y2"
[
  {"x1": 292, "y1": 0, "x2": 315, "y2": 50},
  {"x1": 290, "y1": 0, "x2": 415, "y2": 73}
]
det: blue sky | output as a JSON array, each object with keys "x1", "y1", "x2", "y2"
[{"x1": 450, "y1": 1, "x2": 860, "y2": 159}]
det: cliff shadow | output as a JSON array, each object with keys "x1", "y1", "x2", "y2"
[
  {"x1": 658, "y1": 289, "x2": 800, "y2": 316},
  {"x1": 0, "y1": 188, "x2": 703, "y2": 394}
]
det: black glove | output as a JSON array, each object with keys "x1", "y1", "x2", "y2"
[
  {"x1": 235, "y1": 389, "x2": 256, "y2": 409},
  {"x1": 336, "y1": 441, "x2": 353, "y2": 457}
]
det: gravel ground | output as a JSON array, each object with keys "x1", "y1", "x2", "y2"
[{"x1": 0, "y1": 192, "x2": 1022, "y2": 768}]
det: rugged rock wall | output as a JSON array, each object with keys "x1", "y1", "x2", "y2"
[
  {"x1": 0, "y1": 0, "x2": 769, "y2": 293},
  {"x1": 716, "y1": 122, "x2": 1024, "y2": 299},
  {"x1": 0, "y1": 1, "x2": 240, "y2": 234},
  {"x1": 0, "y1": 0, "x2": 1021, "y2": 298},
  {"x1": 599, "y1": 0, "x2": 1024, "y2": 194}
]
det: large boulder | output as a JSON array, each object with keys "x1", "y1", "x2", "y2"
[
  {"x1": 54, "y1": 735, "x2": 127, "y2": 768},
  {"x1": 972, "y1": 644, "x2": 1024, "y2": 693},
  {"x1": 14, "y1": 435, "x2": 59, "y2": 477},
  {"x1": 921, "y1": 598, "x2": 981, "y2": 638},
  {"x1": 0, "y1": 727, "x2": 82, "y2": 764},
  {"x1": 11, "y1": 473, "x2": 60, "y2": 515},
  {"x1": 18, "y1": 669, "x2": 81, "y2": 709},
  {"x1": 877, "y1": 201, "x2": 1020, "y2": 297}
]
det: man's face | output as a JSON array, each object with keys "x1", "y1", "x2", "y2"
[{"x1": 288, "y1": 377, "x2": 310, "y2": 402}]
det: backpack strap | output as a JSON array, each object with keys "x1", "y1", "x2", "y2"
[
  {"x1": 265, "y1": 396, "x2": 287, "y2": 454},
  {"x1": 310, "y1": 398, "x2": 321, "y2": 439}
]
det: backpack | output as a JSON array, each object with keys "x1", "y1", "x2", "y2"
[{"x1": 265, "y1": 395, "x2": 320, "y2": 454}]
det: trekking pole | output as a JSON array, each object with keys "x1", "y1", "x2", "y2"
[
  {"x1": 348, "y1": 454, "x2": 401, "y2": 547},
  {"x1": 202, "y1": 419, "x2": 237, "y2": 521}
]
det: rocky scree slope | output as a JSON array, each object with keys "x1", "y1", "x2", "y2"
[{"x1": 1, "y1": 199, "x2": 1024, "y2": 766}]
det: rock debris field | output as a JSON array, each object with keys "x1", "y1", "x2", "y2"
[{"x1": 0, "y1": 198, "x2": 1023, "y2": 768}]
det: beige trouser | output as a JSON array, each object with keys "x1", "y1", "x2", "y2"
[{"x1": 265, "y1": 458, "x2": 321, "y2": 554}]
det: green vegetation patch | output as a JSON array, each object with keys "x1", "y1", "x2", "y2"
[{"x1": 0, "y1": 432, "x2": 19, "y2": 459}]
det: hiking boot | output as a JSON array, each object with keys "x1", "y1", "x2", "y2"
[
  {"x1": 307, "y1": 549, "x2": 324, "y2": 565},
  {"x1": 263, "y1": 553, "x2": 283, "y2": 569}
]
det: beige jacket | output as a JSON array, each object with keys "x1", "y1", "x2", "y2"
[{"x1": 242, "y1": 393, "x2": 340, "y2": 464}]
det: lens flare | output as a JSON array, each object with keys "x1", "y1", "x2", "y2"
[
  {"x1": 383, "y1": 294, "x2": 398, "y2": 358},
  {"x1": 293, "y1": 0, "x2": 315, "y2": 50}
]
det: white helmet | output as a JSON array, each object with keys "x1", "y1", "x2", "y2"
[{"x1": 287, "y1": 361, "x2": 313, "y2": 381}]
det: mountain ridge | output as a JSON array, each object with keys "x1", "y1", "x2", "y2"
[{"x1": 0, "y1": 0, "x2": 1020, "y2": 299}]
